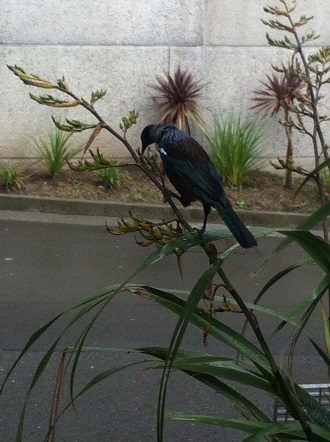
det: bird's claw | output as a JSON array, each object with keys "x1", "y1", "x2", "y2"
[
  {"x1": 194, "y1": 227, "x2": 206, "y2": 245},
  {"x1": 163, "y1": 188, "x2": 181, "y2": 204}
]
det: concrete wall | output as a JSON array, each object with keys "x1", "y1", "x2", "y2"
[{"x1": 1, "y1": 0, "x2": 330, "y2": 168}]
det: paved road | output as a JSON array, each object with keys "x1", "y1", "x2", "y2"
[{"x1": 0, "y1": 214, "x2": 327, "y2": 441}]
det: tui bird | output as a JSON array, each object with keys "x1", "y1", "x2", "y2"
[{"x1": 141, "y1": 123, "x2": 257, "y2": 248}]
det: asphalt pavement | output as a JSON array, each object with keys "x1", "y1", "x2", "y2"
[{"x1": 0, "y1": 212, "x2": 327, "y2": 441}]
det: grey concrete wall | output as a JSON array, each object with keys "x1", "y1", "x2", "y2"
[{"x1": 1, "y1": 0, "x2": 330, "y2": 168}]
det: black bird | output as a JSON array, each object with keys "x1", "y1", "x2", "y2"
[{"x1": 141, "y1": 123, "x2": 257, "y2": 249}]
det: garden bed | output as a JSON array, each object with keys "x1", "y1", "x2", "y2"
[{"x1": 0, "y1": 166, "x2": 322, "y2": 214}]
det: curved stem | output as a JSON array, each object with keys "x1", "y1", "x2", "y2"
[{"x1": 287, "y1": 8, "x2": 328, "y2": 161}]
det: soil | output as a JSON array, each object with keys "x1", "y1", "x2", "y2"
[{"x1": 0, "y1": 166, "x2": 322, "y2": 214}]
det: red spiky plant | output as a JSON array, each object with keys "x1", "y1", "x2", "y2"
[
  {"x1": 149, "y1": 65, "x2": 205, "y2": 135},
  {"x1": 252, "y1": 65, "x2": 305, "y2": 188}
]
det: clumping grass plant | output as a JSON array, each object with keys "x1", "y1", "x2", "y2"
[
  {"x1": 321, "y1": 169, "x2": 330, "y2": 198},
  {"x1": 206, "y1": 115, "x2": 263, "y2": 187},
  {"x1": 33, "y1": 128, "x2": 82, "y2": 178},
  {"x1": 93, "y1": 160, "x2": 125, "y2": 189},
  {"x1": 0, "y1": 165, "x2": 24, "y2": 189}
]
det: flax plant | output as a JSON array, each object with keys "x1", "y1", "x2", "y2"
[{"x1": 2, "y1": 61, "x2": 330, "y2": 442}]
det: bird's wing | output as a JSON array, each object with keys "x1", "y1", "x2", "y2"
[
  {"x1": 160, "y1": 140, "x2": 228, "y2": 204},
  {"x1": 164, "y1": 138, "x2": 210, "y2": 165}
]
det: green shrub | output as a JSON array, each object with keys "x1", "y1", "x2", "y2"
[
  {"x1": 321, "y1": 169, "x2": 330, "y2": 196},
  {"x1": 93, "y1": 160, "x2": 125, "y2": 189},
  {"x1": 0, "y1": 165, "x2": 24, "y2": 189},
  {"x1": 33, "y1": 128, "x2": 82, "y2": 178},
  {"x1": 206, "y1": 115, "x2": 263, "y2": 187}
]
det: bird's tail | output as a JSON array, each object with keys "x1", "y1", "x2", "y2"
[{"x1": 214, "y1": 202, "x2": 257, "y2": 249}]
